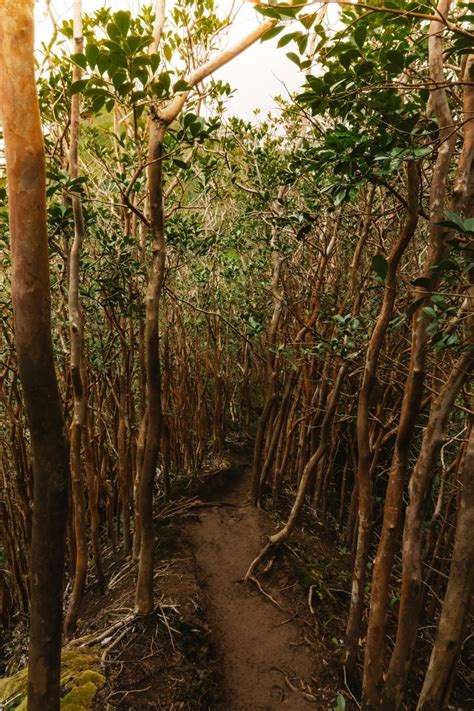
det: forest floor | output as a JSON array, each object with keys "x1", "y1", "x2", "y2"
[
  {"x1": 2, "y1": 445, "x2": 471, "y2": 710},
  {"x1": 84, "y1": 443, "x2": 349, "y2": 709}
]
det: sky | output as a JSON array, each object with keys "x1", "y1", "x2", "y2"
[{"x1": 34, "y1": 0, "x2": 307, "y2": 120}]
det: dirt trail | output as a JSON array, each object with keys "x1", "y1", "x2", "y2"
[{"x1": 186, "y1": 455, "x2": 317, "y2": 710}]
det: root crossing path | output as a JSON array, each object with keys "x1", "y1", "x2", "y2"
[{"x1": 186, "y1": 453, "x2": 317, "y2": 710}]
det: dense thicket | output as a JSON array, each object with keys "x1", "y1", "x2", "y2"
[{"x1": 0, "y1": 1, "x2": 472, "y2": 709}]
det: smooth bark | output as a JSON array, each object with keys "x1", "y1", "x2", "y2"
[{"x1": 0, "y1": 2, "x2": 70, "y2": 708}]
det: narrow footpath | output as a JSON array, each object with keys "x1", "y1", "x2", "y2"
[{"x1": 186, "y1": 455, "x2": 317, "y2": 710}]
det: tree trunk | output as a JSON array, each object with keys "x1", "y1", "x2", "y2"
[
  {"x1": 64, "y1": 0, "x2": 89, "y2": 641},
  {"x1": 0, "y1": 3, "x2": 70, "y2": 709},
  {"x1": 380, "y1": 351, "x2": 472, "y2": 709},
  {"x1": 344, "y1": 162, "x2": 420, "y2": 674},
  {"x1": 416, "y1": 419, "x2": 474, "y2": 710},
  {"x1": 135, "y1": 123, "x2": 166, "y2": 614},
  {"x1": 362, "y1": 3, "x2": 460, "y2": 703}
]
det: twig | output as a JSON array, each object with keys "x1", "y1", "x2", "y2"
[
  {"x1": 244, "y1": 540, "x2": 273, "y2": 581},
  {"x1": 343, "y1": 665, "x2": 361, "y2": 709},
  {"x1": 245, "y1": 573, "x2": 284, "y2": 611},
  {"x1": 158, "y1": 603, "x2": 178, "y2": 652},
  {"x1": 101, "y1": 626, "x2": 130, "y2": 668},
  {"x1": 271, "y1": 666, "x2": 318, "y2": 702}
]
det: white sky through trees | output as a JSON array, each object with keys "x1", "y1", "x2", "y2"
[{"x1": 34, "y1": 0, "x2": 304, "y2": 120}]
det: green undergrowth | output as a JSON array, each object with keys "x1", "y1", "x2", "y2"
[
  {"x1": 285, "y1": 541, "x2": 335, "y2": 602},
  {"x1": 0, "y1": 646, "x2": 105, "y2": 710}
]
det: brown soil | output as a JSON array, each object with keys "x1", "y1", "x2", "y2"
[
  {"x1": 86, "y1": 447, "x2": 345, "y2": 709},
  {"x1": 186, "y1": 456, "x2": 318, "y2": 710}
]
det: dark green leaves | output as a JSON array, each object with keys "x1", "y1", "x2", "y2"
[
  {"x1": 438, "y1": 210, "x2": 474, "y2": 234},
  {"x1": 372, "y1": 254, "x2": 388, "y2": 282},
  {"x1": 71, "y1": 53, "x2": 87, "y2": 71},
  {"x1": 277, "y1": 31, "x2": 301, "y2": 48},
  {"x1": 173, "y1": 78, "x2": 191, "y2": 93},
  {"x1": 353, "y1": 25, "x2": 367, "y2": 50},
  {"x1": 386, "y1": 49, "x2": 405, "y2": 72},
  {"x1": 70, "y1": 79, "x2": 88, "y2": 95},
  {"x1": 411, "y1": 277, "x2": 431, "y2": 289}
]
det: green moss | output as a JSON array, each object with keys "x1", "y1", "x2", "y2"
[
  {"x1": 285, "y1": 542, "x2": 334, "y2": 598},
  {"x1": 61, "y1": 650, "x2": 97, "y2": 670},
  {"x1": 0, "y1": 667, "x2": 28, "y2": 703},
  {"x1": 0, "y1": 646, "x2": 104, "y2": 710},
  {"x1": 290, "y1": 554, "x2": 323, "y2": 590},
  {"x1": 77, "y1": 670, "x2": 104, "y2": 686},
  {"x1": 61, "y1": 680, "x2": 101, "y2": 708}
]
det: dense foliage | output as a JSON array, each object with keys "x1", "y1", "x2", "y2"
[{"x1": 0, "y1": 1, "x2": 472, "y2": 709}]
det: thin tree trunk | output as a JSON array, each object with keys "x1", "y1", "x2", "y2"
[
  {"x1": 416, "y1": 419, "x2": 473, "y2": 710},
  {"x1": 381, "y1": 350, "x2": 472, "y2": 709},
  {"x1": 247, "y1": 363, "x2": 347, "y2": 576},
  {"x1": 362, "y1": 3, "x2": 460, "y2": 703},
  {"x1": 344, "y1": 162, "x2": 420, "y2": 674},
  {"x1": 135, "y1": 124, "x2": 166, "y2": 613},
  {"x1": 134, "y1": 0, "x2": 278, "y2": 610},
  {"x1": 64, "y1": 0, "x2": 89, "y2": 641}
]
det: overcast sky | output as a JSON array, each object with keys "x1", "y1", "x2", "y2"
[{"x1": 34, "y1": 0, "x2": 306, "y2": 120}]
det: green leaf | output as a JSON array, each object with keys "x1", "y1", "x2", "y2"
[
  {"x1": 438, "y1": 210, "x2": 466, "y2": 233},
  {"x1": 464, "y1": 217, "x2": 474, "y2": 234},
  {"x1": 114, "y1": 11, "x2": 131, "y2": 37},
  {"x1": 413, "y1": 146, "x2": 432, "y2": 158},
  {"x1": 276, "y1": 6, "x2": 297, "y2": 19},
  {"x1": 150, "y1": 53, "x2": 160, "y2": 74},
  {"x1": 356, "y1": 60, "x2": 374, "y2": 76},
  {"x1": 372, "y1": 253, "x2": 388, "y2": 282},
  {"x1": 300, "y1": 13, "x2": 318, "y2": 29},
  {"x1": 411, "y1": 277, "x2": 431, "y2": 288},
  {"x1": 386, "y1": 49, "x2": 405, "y2": 71},
  {"x1": 91, "y1": 95, "x2": 106, "y2": 113},
  {"x1": 173, "y1": 78, "x2": 190, "y2": 92},
  {"x1": 163, "y1": 44, "x2": 172, "y2": 62},
  {"x1": 406, "y1": 296, "x2": 426, "y2": 318},
  {"x1": 286, "y1": 52, "x2": 301, "y2": 67},
  {"x1": 106, "y1": 22, "x2": 121, "y2": 42},
  {"x1": 71, "y1": 52, "x2": 87, "y2": 71},
  {"x1": 162, "y1": 72, "x2": 171, "y2": 93},
  {"x1": 183, "y1": 112, "x2": 197, "y2": 129},
  {"x1": 261, "y1": 25, "x2": 283, "y2": 42},
  {"x1": 70, "y1": 79, "x2": 88, "y2": 95},
  {"x1": 336, "y1": 695, "x2": 346, "y2": 711},
  {"x1": 277, "y1": 32, "x2": 300, "y2": 48},
  {"x1": 435, "y1": 259, "x2": 459, "y2": 273},
  {"x1": 297, "y1": 34, "x2": 308, "y2": 54},
  {"x1": 422, "y1": 306, "x2": 437, "y2": 319},
  {"x1": 255, "y1": 6, "x2": 281, "y2": 20},
  {"x1": 96, "y1": 52, "x2": 110, "y2": 74},
  {"x1": 85, "y1": 43, "x2": 99, "y2": 69},
  {"x1": 353, "y1": 25, "x2": 367, "y2": 49}
]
